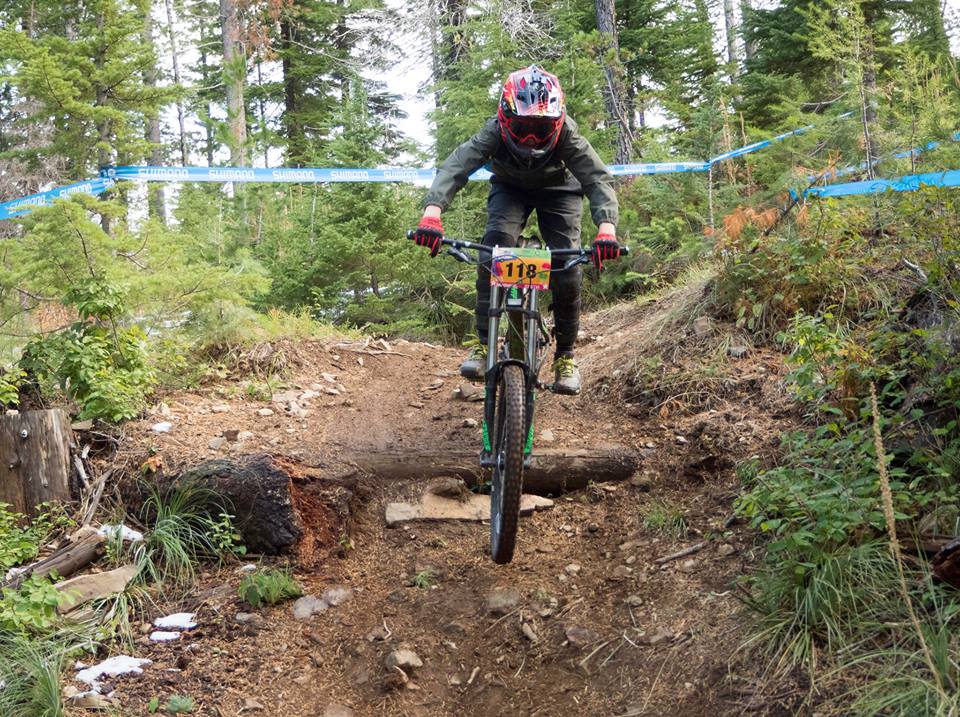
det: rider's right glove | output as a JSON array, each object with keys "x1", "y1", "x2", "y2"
[
  {"x1": 413, "y1": 216, "x2": 444, "y2": 258},
  {"x1": 592, "y1": 231, "x2": 620, "y2": 271}
]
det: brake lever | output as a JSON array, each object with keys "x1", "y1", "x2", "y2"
[{"x1": 446, "y1": 247, "x2": 473, "y2": 264}]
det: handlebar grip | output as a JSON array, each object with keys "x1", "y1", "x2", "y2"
[{"x1": 406, "y1": 229, "x2": 414, "y2": 240}]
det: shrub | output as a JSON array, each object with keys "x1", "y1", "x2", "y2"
[{"x1": 238, "y1": 568, "x2": 302, "y2": 608}]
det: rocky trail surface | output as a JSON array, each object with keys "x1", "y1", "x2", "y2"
[{"x1": 97, "y1": 299, "x2": 797, "y2": 717}]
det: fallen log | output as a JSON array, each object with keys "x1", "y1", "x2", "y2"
[
  {"x1": 124, "y1": 454, "x2": 355, "y2": 564},
  {"x1": 3, "y1": 527, "x2": 106, "y2": 590},
  {"x1": 0, "y1": 408, "x2": 74, "y2": 518},
  {"x1": 347, "y1": 446, "x2": 642, "y2": 495}
]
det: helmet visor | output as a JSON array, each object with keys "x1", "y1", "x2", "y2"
[{"x1": 507, "y1": 116, "x2": 558, "y2": 148}]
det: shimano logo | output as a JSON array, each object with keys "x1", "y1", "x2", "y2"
[
  {"x1": 137, "y1": 167, "x2": 189, "y2": 179},
  {"x1": 58, "y1": 183, "x2": 94, "y2": 197},
  {"x1": 330, "y1": 169, "x2": 369, "y2": 181},
  {"x1": 210, "y1": 168, "x2": 255, "y2": 180},
  {"x1": 382, "y1": 169, "x2": 420, "y2": 181},
  {"x1": 274, "y1": 169, "x2": 315, "y2": 181}
]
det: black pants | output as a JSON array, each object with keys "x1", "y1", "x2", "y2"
[{"x1": 476, "y1": 179, "x2": 584, "y2": 356}]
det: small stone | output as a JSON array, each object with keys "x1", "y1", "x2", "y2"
[
  {"x1": 409, "y1": 401, "x2": 425, "y2": 409},
  {"x1": 625, "y1": 555, "x2": 636, "y2": 565},
  {"x1": 208, "y1": 437, "x2": 227, "y2": 450},
  {"x1": 243, "y1": 698, "x2": 265, "y2": 711},
  {"x1": 540, "y1": 428, "x2": 555, "y2": 443},
  {"x1": 564, "y1": 563, "x2": 582, "y2": 576},
  {"x1": 462, "y1": 418, "x2": 478, "y2": 428},
  {"x1": 323, "y1": 705, "x2": 355, "y2": 717},
  {"x1": 587, "y1": 522, "x2": 599, "y2": 533},
  {"x1": 71, "y1": 419, "x2": 94, "y2": 431},
  {"x1": 385, "y1": 647, "x2": 423, "y2": 671},
  {"x1": 675, "y1": 435, "x2": 688, "y2": 445},
  {"x1": 292, "y1": 595, "x2": 328, "y2": 620},
  {"x1": 366, "y1": 625, "x2": 389, "y2": 642},
  {"x1": 619, "y1": 541, "x2": 639, "y2": 552},
  {"x1": 223, "y1": 428, "x2": 240, "y2": 442},
  {"x1": 324, "y1": 386, "x2": 341, "y2": 396},
  {"x1": 609, "y1": 565, "x2": 632, "y2": 581},
  {"x1": 692, "y1": 316, "x2": 713, "y2": 336},
  {"x1": 321, "y1": 373, "x2": 337, "y2": 383},
  {"x1": 151, "y1": 421, "x2": 173, "y2": 433},
  {"x1": 321, "y1": 585, "x2": 353, "y2": 607},
  {"x1": 640, "y1": 626, "x2": 674, "y2": 646},
  {"x1": 678, "y1": 559, "x2": 697, "y2": 573},
  {"x1": 521, "y1": 623, "x2": 539, "y2": 643},
  {"x1": 629, "y1": 475, "x2": 652, "y2": 491},
  {"x1": 237, "y1": 430, "x2": 254, "y2": 441},
  {"x1": 211, "y1": 404, "x2": 230, "y2": 413},
  {"x1": 423, "y1": 379, "x2": 444, "y2": 391},
  {"x1": 718, "y1": 544, "x2": 736, "y2": 557},
  {"x1": 564, "y1": 625, "x2": 599, "y2": 648},
  {"x1": 486, "y1": 587, "x2": 520, "y2": 616},
  {"x1": 235, "y1": 612, "x2": 261, "y2": 625},
  {"x1": 625, "y1": 595, "x2": 643, "y2": 607},
  {"x1": 257, "y1": 408, "x2": 274, "y2": 417}
]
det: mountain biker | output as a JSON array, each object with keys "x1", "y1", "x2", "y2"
[{"x1": 411, "y1": 64, "x2": 621, "y2": 395}]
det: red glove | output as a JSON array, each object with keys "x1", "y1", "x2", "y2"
[
  {"x1": 413, "y1": 215, "x2": 444, "y2": 257},
  {"x1": 592, "y1": 231, "x2": 620, "y2": 271}
]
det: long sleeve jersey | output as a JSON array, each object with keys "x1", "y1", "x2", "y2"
[{"x1": 423, "y1": 115, "x2": 619, "y2": 227}]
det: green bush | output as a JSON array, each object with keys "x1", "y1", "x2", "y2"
[
  {"x1": 0, "y1": 575, "x2": 63, "y2": 634},
  {"x1": 0, "y1": 503, "x2": 73, "y2": 572},
  {"x1": 238, "y1": 568, "x2": 302, "y2": 608}
]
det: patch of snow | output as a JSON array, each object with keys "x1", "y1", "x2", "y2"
[
  {"x1": 97, "y1": 524, "x2": 144, "y2": 543},
  {"x1": 150, "y1": 421, "x2": 173, "y2": 433},
  {"x1": 153, "y1": 612, "x2": 197, "y2": 630},
  {"x1": 75, "y1": 656, "x2": 152, "y2": 691},
  {"x1": 149, "y1": 631, "x2": 181, "y2": 642}
]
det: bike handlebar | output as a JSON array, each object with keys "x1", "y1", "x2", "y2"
[{"x1": 405, "y1": 231, "x2": 630, "y2": 270}]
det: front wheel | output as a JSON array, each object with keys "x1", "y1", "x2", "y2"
[{"x1": 490, "y1": 364, "x2": 525, "y2": 564}]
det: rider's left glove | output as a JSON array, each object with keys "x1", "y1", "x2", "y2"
[
  {"x1": 413, "y1": 215, "x2": 444, "y2": 258},
  {"x1": 592, "y1": 231, "x2": 620, "y2": 271}
]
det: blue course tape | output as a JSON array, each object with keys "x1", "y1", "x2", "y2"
[
  {"x1": 805, "y1": 168, "x2": 960, "y2": 198},
  {"x1": 814, "y1": 130, "x2": 960, "y2": 180},
  {"x1": 0, "y1": 178, "x2": 115, "y2": 221},
  {"x1": 709, "y1": 112, "x2": 853, "y2": 165}
]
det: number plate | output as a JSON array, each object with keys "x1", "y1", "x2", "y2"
[{"x1": 490, "y1": 247, "x2": 551, "y2": 290}]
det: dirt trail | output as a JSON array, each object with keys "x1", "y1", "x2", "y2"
[{"x1": 111, "y1": 299, "x2": 797, "y2": 717}]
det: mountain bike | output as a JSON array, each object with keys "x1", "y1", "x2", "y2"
[{"x1": 407, "y1": 231, "x2": 628, "y2": 563}]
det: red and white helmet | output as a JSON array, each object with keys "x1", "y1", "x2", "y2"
[{"x1": 497, "y1": 65, "x2": 565, "y2": 160}]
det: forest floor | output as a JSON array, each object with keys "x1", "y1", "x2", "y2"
[{"x1": 85, "y1": 282, "x2": 803, "y2": 717}]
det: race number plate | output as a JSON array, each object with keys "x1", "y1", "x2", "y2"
[{"x1": 490, "y1": 247, "x2": 551, "y2": 290}]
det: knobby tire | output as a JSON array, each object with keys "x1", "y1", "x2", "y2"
[{"x1": 490, "y1": 363, "x2": 525, "y2": 564}]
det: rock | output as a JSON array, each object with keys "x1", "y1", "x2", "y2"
[
  {"x1": 151, "y1": 421, "x2": 173, "y2": 433},
  {"x1": 692, "y1": 316, "x2": 713, "y2": 336},
  {"x1": 619, "y1": 540, "x2": 640, "y2": 552},
  {"x1": 385, "y1": 647, "x2": 423, "y2": 671},
  {"x1": 678, "y1": 559, "x2": 697, "y2": 573},
  {"x1": 454, "y1": 384, "x2": 483, "y2": 402},
  {"x1": 462, "y1": 418, "x2": 478, "y2": 428},
  {"x1": 625, "y1": 595, "x2": 643, "y2": 607},
  {"x1": 718, "y1": 543, "x2": 736, "y2": 557},
  {"x1": 321, "y1": 372, "x2": 337, "y2": 383},
  {"x1": 322, "y1": 585, "x2": 353, "y2": 607},
  {"x1": 486, "y1": 587, "x2": 520, "y2": 616},
  {"x1": 243, "y1": 698, "x2": 265, "y2": 711},
  {"x1": 625, "y1": 555, "x2": 636, "y2": 565},
  {"x1": 609, "y1": 565, "x2": 632, "y2": 581},
  {"x1": 323, "y1": 705, "x2": 355, "y2": 717},
  {"x1": 208, "y1": 437, "x2": 227, "y2": 450},
  {"x1": 55, "y1": 564, "x2": 137, "y2": 613},
  {"x1": 727, "y1": 345, "x2": 749, "y2": 359},
  {"x1": 300, "y1": 390, "x2": 320, "y2": 401},
  {"x1": 564, "y1": 625, "x2": 599, "y2": 648},
  {"x1": 324, "y1": 386, "x2": 341, "y2": 396},
  {"x1": 211, "y1": 404, "x2": 230, "y2": 413},
  {"x1": 235, "y1": 612, "x2": 262, "y2": 625},
  {"x1": 271, "y1": 390, "x2": 300, "y2": 404},
  {"x1": 423, "y1": 379, "x2": 444, "y2": 391},
  {"x1": 675, "y1": 435, "x2": 689, "y2": 445},
  {"x1": 257, "y1": 408, "x2": 275, "y2": 417},
  {"x1": 223, "y1": 428, "x2": 240, "y2": 442},
  {"x1": 293, "y1": 595, "x2": 328, "y2": 620},
  {"x1": 564, "y1": 563, "x2": 582, "y2": 576},
  {"x1": 640, "y1": 627, "x2": 674, "y2": 646},
  {"x1": 629, "y1": 475, "x2": 652, "y2": 491},
  {"x1": 409, "y1": 401, "x2": 425, "y2": 409},
  {"x1": 521, "y1": 623, "x2": 539, "y2": 643},
  {"x1": 366, "y1": 625, "x2": 389, "y2": 642},
  {"x1": 71, "y1": 419, "x2": 94, "y2": 431},
  {"x1": 540, "y1": 428, "x2": 555, "y2": 443},
  {"x1": 237, "y1": 430, "x2": 254, "y2": 442}
]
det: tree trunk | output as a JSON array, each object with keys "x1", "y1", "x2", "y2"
[
  {"x1": 163, "y1": 0, "x2": 189, "y2": 165},
  {"x1": 95, "y1": 8, "x2": 112, "y2": 233},
  {"x1": 723, "y1": 0, "x2": 740, "y2": 74},
  {"x1": 142, "y1": 1, "x2": 167, "y2": 224},
  {"x1": 0, "y1": 409, "x2": 74, "y2": 518},
  {"x1": 348, "y1": 446, "x2": 642, "y2": 495},
  {"x1": 280, "y1": 18, "x2": 304, "y2": 165},
  {"x1": 740, "y1": 0, "x2": 756, "y2": 62},
  {"x1": 219, "y1": 0, "x2": 247, "y2": 166},
  {"x1": 594, "y1": 0, "x2": 633, "y2": 164}
]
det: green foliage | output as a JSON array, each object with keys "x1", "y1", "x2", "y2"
[
  {"x1": 0, "y1": 367, "x2": 25, "y2": 407},
  {"x1": 642, "y1": 500, "x2": 688, "y2": 538},
  {"x1": 0, "y1": 633, "x2": 69, "y2": 717},
  {"x1": 163, "y1": 695, "x2": 195, "y2": 714},
  {"x1": 0, "y1": 503, "x2": 73, "y2": 572},
  {"x1": 206, "y1": 513, "x2": 246, "y2": 560},
  {"x1": 0, "y1": 576, "x2": 63, "y2": 634},
  {"x1": 238, "y1": 568, "x2": 302, "y2": 609},
  {"x1": 411, "y1": 570, "x2": 433, "y2": 589}
]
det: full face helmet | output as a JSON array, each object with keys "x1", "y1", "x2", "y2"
[{"x1": 497, "y1": 64, "x2": 565, "y2": 162}]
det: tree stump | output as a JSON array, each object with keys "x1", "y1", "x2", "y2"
[{"x1": 0, "y1": 409, "x2": 74, "y2": 517}]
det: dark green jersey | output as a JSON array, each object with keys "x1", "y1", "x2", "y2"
[{"x1": 423, "y1": 115, "x2": 619, "y2": 227}]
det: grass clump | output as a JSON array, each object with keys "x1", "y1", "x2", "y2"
[
  {"x1": 642, "y1": 500, "x2": 688, "y2": 539},
  {"x1": 238, "y1": 568, "x2": 302, "y2": 609}
]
